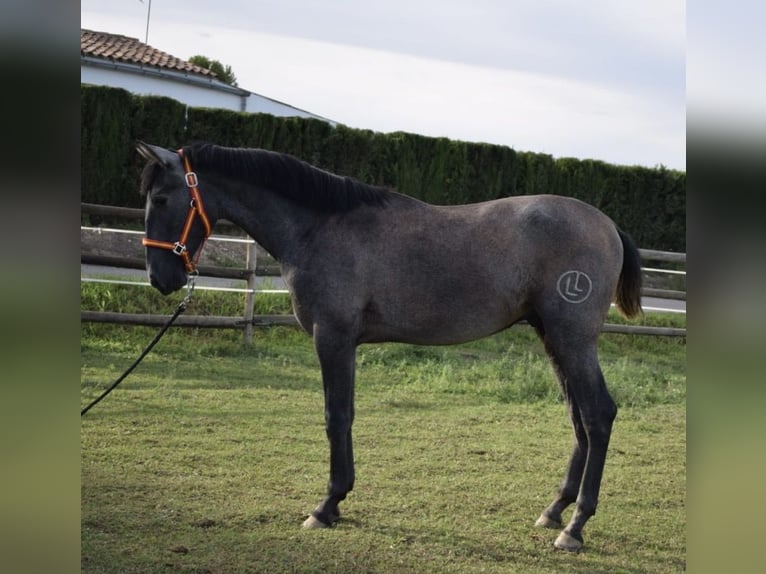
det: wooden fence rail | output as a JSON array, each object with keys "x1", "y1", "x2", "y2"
[
  {"x1": 81, "y1": 203, "x2": 686, "y2": 338},
  {"x1": 81, "y1": 311, "x2": 299, "y2": 329},
  {"x1": 81, "y1": 310, "x2": 686, "y2": 337},
  {"x1": 81, "y1": 253, "x2": 281, "y2": 279}
]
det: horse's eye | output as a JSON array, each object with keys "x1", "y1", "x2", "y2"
[{"x1": 152, "y1": 194, "x2": 168, "y2": 207}]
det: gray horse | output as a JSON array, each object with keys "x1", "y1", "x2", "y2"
[{"x1": 137, "y1": 141, "x2": 642, "y2": 551}]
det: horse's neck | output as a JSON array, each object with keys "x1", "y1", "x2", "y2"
[{"x1": 218, "y1": 183, "x2": 316, "y2": 263}]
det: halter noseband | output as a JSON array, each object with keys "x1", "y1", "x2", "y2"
[{"x1": 142, "y1": 150, "x2": 213, "y2": 273}]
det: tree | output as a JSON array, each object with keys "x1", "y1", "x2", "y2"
[{"x1": 188, "y1": 55, "x2": 239, "y2": 87}]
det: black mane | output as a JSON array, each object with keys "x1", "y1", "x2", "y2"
[{"x1": 183, "y1": 143, "x2": 390, "y2": 212}]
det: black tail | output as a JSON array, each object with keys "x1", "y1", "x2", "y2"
[{"x1": 615, "y1": 228, "x2": 643, "y2": 318}]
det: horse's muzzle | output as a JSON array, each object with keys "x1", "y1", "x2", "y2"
[{"x1": 148, "y1": 272, "x2": 185, "y2": 295}]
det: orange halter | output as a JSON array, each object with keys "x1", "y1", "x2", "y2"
[{"x1": 142, "y1": 150, "x2": 213, "y2": 273}]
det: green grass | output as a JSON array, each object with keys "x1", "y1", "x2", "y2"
[
  {"x1": 81, "y1": 282, "x2": 685, "y2": 407},
  {"x1": 81, "y1": 286, "x2": 685, "y2": 573}
]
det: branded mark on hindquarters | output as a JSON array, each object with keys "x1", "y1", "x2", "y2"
[{"x1": 557, "y1": 270, "x2": 592, "y2": 303}]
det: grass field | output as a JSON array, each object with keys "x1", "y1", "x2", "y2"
[{"x1": 81, "y1": 287, "x2": 685, "y2": 573}]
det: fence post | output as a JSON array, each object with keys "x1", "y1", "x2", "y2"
[{"x1": 243, "y1": 238, "x2": 257, "y2": 345}]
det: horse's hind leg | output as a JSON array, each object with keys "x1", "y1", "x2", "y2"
[
  {"x1": 531, "y1": 317, "x2": 617, "y2": 550},
  {"x1": 528, "y1": 315, "x2": 587, "y2": 531},
  {"x1": 556, "y1": 362, "x2": 616, "y2": 552},
  {"x1": 534, "y1": 398, "x2": 588, "y2": 531}
]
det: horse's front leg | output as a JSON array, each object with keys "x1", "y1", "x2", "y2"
[{"x1": 303, "y1": 326, "x2": 356, "y2": 528}]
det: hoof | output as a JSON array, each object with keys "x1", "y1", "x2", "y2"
[
  {"x1": 302, "y1": 515, "x2": 330, "y2": 529},
  {"x1": 535, "y1": 514, "x2": 563, "y2": 530},
  {"x1": 554, "y1": 530, "x2": 583, "y2": 552}
]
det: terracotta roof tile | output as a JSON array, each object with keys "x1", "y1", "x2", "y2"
[{"x1": 81, "y1": 29, "x2": 217, "y2": 78}]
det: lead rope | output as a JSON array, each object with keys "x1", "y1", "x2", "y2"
[{"x1": 81, "y1": 273, "x2": 198, "y2": 417}]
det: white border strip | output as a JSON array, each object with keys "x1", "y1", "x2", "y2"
[{"x1": 82, "y1": 226, "x2": 254, "y2": 244}]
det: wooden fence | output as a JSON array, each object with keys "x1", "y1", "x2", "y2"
[{"x1": 81, "y1": 203, "x2": 686, "y2": 338}]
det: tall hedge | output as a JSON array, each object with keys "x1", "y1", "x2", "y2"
[
  {"x1": 81, "y1": 86, "x2": 135, "y2": 206},
  {"x1": 81, "y1": 85, "x2": 685, "y2": 251},
  {"x1": 81, "y1": 86, "x2": 187, "y2": 206}
]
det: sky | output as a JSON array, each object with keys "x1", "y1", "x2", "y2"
[{"x1": 81, "y1": 0, "x2": 686, "y2": 170}]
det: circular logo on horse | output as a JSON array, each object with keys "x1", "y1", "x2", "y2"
[{"x1": 557, "y1": 270, "x2": 593, "y2": 304}]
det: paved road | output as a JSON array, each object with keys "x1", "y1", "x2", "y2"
[
  {"x1": 82, "y1": 264, "x2": 684, "y2": 314},
  {"x1": 641, "y1": 296, "x2": 685, "y2": 314},
  {"x1": 81, "y1": 264, "x2": 286, "y2": 290}
]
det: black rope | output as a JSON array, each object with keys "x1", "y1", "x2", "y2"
[{"x1": 81, "y1": 283, "x2": 194, "y2": 417}]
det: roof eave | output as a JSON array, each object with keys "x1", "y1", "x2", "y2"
[{"x1": 81, "y1": 55, "x2": 250, "y2": 97}]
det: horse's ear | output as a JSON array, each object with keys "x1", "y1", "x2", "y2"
[{"x1": 136, "y1": 141, "x2": 176, "y2": 167}]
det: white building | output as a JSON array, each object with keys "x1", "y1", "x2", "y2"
[{"x1": 80, "y1": 29, "x2": 335, "y2": 124}]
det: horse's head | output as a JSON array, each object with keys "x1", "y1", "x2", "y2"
[{"x1": 137, "y1": 141, "x2": 214, "y2": 295}]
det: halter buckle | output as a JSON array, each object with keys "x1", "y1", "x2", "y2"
[
  {"x1": 185, "y1": 171, "x2": 199, "y2": 188},
  {"x1": 172, "y1": 242, "x2": 187, "y2": 255}
]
